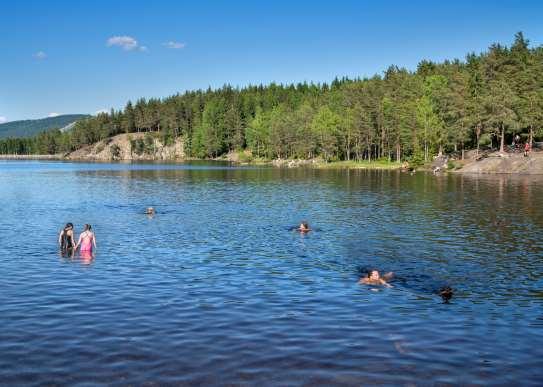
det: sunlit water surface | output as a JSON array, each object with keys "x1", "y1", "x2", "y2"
[{"x1": 1, "y1": 160, "x2": 542, "y2": 386}]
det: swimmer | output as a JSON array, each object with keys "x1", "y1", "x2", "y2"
[
  {"x1": 358, "y1": 270, "x2": 394, "y2": 288},
  {"x1": 439, "y1": 286, "x2": 453, "y2": 303},
  {"x1": 74, "y1": 224, "x2": 96, "y2": 253},
  {"x1": 146, "y1": 207, "x2": 156, "y2": 215},
  {"x1": 298, "y1": 221, "x2": 311, "y2": 233},
  {"x1": 58, "y1": 222, "x2": 75, "y2": 252}
]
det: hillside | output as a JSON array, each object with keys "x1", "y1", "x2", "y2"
[
  {"x1": 66, "y1": 133, "x2": 185, "y2": 161},
  {"x1": 0, "y1": 114, "x2": 90, "y2": 139}
]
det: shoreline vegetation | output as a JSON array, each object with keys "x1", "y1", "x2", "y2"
[
  {"x1": 3, "y1": 145, "x2": 543, "y2": 174},
  {"x1": 0, "y1": 156, "x2": 403, "y2": 169},
  {"x1": 1, "y1": 33, "x2": 542, "y2": 172}
]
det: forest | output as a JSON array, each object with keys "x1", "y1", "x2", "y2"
[{"x1": 1, "y1": 33, "x2": 542, "y2": 163}]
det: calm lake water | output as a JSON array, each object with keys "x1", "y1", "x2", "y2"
[{"x1": 1, "y1": 160, "x2": 542, "y2": 386}]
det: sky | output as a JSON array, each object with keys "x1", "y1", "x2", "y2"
[{"x1": 1, "y1": 0, "x2": 542, "y2": 122}]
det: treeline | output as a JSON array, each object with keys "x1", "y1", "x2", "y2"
[{"x1": 2, "y1": 33, "x2": 542, "y2": 161}]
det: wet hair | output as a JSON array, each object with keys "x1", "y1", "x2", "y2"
[
  {"x1": 367, "y1": 269, "x2": 378, "y2": 278},
  {"x1": 439, "y1": 286, "x2": 453, "y2": 302},
  {"x1": 300, "y1": 221, "x2": 309, "y2": 229},
  {"x1": 84, "y1": 224, "x2": 92, "y2": 231},
  {"x1": 65, "y1": 222, "x2": 73, "y2": 230}
]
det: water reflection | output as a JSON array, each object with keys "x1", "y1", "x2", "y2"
[{"x1": 0, "y1": 161, "x2": 542, "y2": 385}]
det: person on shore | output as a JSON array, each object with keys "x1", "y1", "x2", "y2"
[
  {"x1": 75, "y1": 224, "x2": 96, "y2": 254},
  {"x1": 298, "y1": 221, "x2": 311, "y2": 233},
  {"x1": 524, "y1": 142, "x2": 531, "y2": 157},
  {"x1": 358, "y1": 270, "x2": 394, "y2": 288},
  {"x1": 58, "y1": 223, "x2": 75, "y2": 252}
]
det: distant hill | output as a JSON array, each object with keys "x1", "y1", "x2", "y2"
[{"x1": 0, "y1": 114, "x2": 90, "y2": 139}]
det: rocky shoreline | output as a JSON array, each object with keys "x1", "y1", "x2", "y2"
[
  {"x1": 456, "y1": 151, "x2": 543, "y2": 174},
  {"x1": 2, "y1": 134, "x2": 543, "y2": 174}
]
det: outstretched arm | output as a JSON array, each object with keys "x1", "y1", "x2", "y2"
[
  {"x1": 92, "y1": 233, "x2": 97, "y2": 249},
  {"x1": 383, "y1": 272, "x2": 394, "y2": 281},
  {"x1": 380, "y1": 279, "x2": 392, "y2": 288},
  {"x1": 74, "y1": 234, "x2": 83, "y2": 250}
]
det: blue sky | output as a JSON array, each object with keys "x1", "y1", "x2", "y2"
[{"x1": 1, "y1": 0, "x2": 542, "y2": 122}]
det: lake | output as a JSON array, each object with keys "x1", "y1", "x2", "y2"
[{"x1": 1, "y1": 160, "x2": 542, "y2": 386}]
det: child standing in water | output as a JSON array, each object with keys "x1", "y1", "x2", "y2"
[
  {"x1": 58, "y1": 223, "x2": 75, "y2": 252},
  {"x1": 75, "y1": 224, "x2": 97, "y2": 253}
]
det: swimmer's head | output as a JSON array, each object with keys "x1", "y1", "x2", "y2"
[
  {"x1": 146, "y1": 207, "x2": 155, "y2": 214},
  {"x1": 84, "y1": 224, "x2": 92, "y2": 231},
  {"x1": 439, "y1": 286, "x2": 453, "y2": 302},
  {"x1": 299, "y1": 221, "x2": 309, "y2": 230},
  {"x1": 65, "y1": 222, "x2": 73, "y2": 230},
  {"x1": 368, "y1": 270, "x2": 380, "y2": 280}
]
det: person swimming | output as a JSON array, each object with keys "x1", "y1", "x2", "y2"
[
  {"x1": 298, "y1": 221, "x2": 311, "y2": 232},
  {"x1": 146, "y1": 207, "x2": 156, "y2": 215},
  {"x1": 358, "y1": 269, "x2": 394, "y2": 288},
  {"x1": 58, "y1": 223, "x2": 75, "y2": 252},
  {"x1": 439, "y1": 286, "x2": 453, "y2": 303},
  {"x1": 75, "y1": 224, "x2": 96, "y2": 253}
]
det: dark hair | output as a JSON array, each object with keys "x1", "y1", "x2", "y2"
[
  {"x1": 84, "y1": 224, "x2": 92, "y2": 231},
  {"x1": 301, "y1": 221, "x2": 309, "y2": 228},
  {"x1": 65, "y1": 222, "x2": 73, "y2": 230},
  {"x1": 367, "y1": 269, "x2": 379, "y2": 278},
  {"x1": 439, "y1": 286, "x2": 453, "y2": 302}
]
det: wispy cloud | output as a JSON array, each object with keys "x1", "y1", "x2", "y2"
[
  {"x1": 106, "y1": 35, "x2": 145, "y2": 51},
  {"x1": 162, "y1": 41, "x2": 186, "y2": 49},
  {"x1": 34, "y1": 51, "x2": 47, "y2": 60},
  {"x1": 47, "y1": 112, "x2": 60, "y2": 118},
  {"x1": 0, "y1": 116, "x2": 7, "y2": 124}
]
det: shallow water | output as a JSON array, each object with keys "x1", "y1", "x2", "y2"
[{"x1": 1, "y1": 160, "x2": 542, "y2": 386}]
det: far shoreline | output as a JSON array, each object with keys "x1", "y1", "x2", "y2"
[
  {"x1": 0, "y1": 154, "x2": 404, "y2": 170},
  {"x1": 2, "y1": 152, "x2": 543, "y2": 175}
]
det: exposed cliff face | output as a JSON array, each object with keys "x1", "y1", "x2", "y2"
[
  {"x1": 458, "y1": 152, "x2": 543, "y2": 174},
  {"x1": 66, "y1": 133, "x2": 185, "y2": 161}
]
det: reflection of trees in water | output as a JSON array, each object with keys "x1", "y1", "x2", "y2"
[{"x1": 340, "y1": 171, "x2": 543, "y2": 304}]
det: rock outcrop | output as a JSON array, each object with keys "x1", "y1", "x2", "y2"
[
  {"x1": 66, "y1": 133, "x2": 185, "y2": 161},
  {"x1": 458, "y1": 152, "x2": 543, "y2": 174}
]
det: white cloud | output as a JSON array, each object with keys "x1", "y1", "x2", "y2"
[
  {"x1": 162, "y1": 41, "x2": 186, "y2": 49},
  {"x1": 47, "y1": 112, "x2": 60, "y2": 118},
  {"x1": 0, "y1": 116, "x2": 7, "y2": 124},
  {"x1": 106, "y1": 35, "x2": 144, "y2": 51},
  {"x1": 34, "y1": 51, "x2": 47, "y2": 60},
  {"x1": 94, "y1": 109, "x2": 108, "y2": 115}
]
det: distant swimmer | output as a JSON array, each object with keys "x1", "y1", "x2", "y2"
[
  {"x1": 146, "y1": 207, "x2": 156, "y2": 215},
  {"x1": 75, "y1": 224, "x2": 96, "y2": 254},
  {"x1": 298, "y1": 221, "x2": 311, "y2": 233},
  {"x1": 359, "y1": 270, "x2": 394, "y2": 288},
  {"x1": 58, "y1": 223, "x2": 75, "y2": 252},
  {"x1": 439, "y1": 286, "x2": 453, "y2": 303}
]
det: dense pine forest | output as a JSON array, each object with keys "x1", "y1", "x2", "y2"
[{"x1": 1, "y1": 33, "x2": 542, "y2": 162}]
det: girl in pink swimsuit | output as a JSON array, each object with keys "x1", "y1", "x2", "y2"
[{"x1": 75, "y1": 224, "x2": 97, "y2": 253}]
